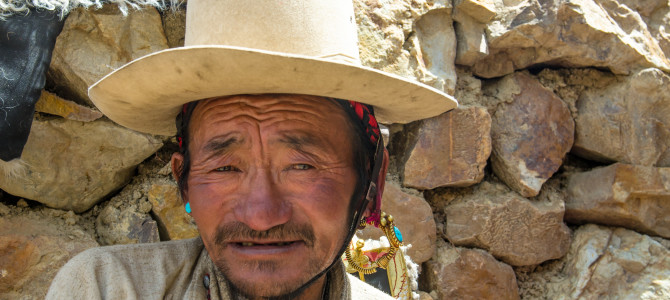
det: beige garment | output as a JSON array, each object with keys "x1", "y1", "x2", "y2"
[{"x1": 45, "y1": 237, "x2": 393, "y2": 299}]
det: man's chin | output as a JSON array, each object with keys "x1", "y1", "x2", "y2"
[{"x1": 215, "y1": 258, "x2": 325, "y2": 299}]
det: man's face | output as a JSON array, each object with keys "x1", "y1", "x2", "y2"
[{"x1": 173, "y1": 94, "x2": 358, "y2": 297}]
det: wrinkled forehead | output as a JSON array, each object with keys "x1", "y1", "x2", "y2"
[
  {"x1": 175, "y1": 94, "x2": 380, "y2": 153},
  {"x1": 189, "y1": 94, "x2": 349, "y2": 132}
]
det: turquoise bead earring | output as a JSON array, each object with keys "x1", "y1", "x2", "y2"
[{"x1": 185, "y1": 202, "x2": 192, "y2": 214}]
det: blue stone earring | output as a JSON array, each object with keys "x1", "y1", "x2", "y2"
[{"x1": 185, "y1": 202, "x2": 192, "y2": 214}]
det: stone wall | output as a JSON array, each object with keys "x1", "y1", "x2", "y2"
[{"x1": 1, "y1": 1, "x2": 669, "y2": 299}]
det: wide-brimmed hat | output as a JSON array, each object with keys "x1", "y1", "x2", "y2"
[{"x1": 88, "y1": 0, "x2": 458, "y2": 136}]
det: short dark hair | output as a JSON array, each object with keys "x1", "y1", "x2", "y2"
[{"x1": 174, "y1": 98, "x2": 375, "y2": 218}]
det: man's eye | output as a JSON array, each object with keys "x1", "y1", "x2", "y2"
[
  {"x1": 215, "y1": 166, "x2": 239, "y2": 172},
  {"x1": 291, "y1": 164, "x2": 314, "y2": 170}
]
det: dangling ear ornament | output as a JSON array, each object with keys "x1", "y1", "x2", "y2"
[{"x1": 185, "y1": 202, "x2": 192, "y2": 214}]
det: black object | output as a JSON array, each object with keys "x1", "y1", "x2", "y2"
[{"x1": 0, "y1": 9, "x2": 64, "y2": 161}]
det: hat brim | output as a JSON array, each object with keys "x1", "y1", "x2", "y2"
[{"x1": 89, "y1": 45, "x2": 458, "y2": 136}]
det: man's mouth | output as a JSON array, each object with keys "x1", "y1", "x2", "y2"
[
  {"x1": 227, "y1": 240, "x2": 306, "y2": 258},
  {"x1": 237, "y1": 241, "x2": 298, "y2": 247}
]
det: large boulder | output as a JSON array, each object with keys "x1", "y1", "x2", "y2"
[
  {"x1": 545, "y1": 224, "x2": 670, "y2": 299},
  {"x1": 0, "y1": 204, "x2": 98, "y2": 300},
  {"x1": 566, "y1": 163, "x2": 670, "y2": 238},
  {"x1": 358, "y1": 182, "x2": 436, "y2": 263},
  {"x1": 402, "y1": 107, "x2": 491, "y2": 189},
  {"x1": 48, "y1": 4, "x2": 168, "y2": 106},
  {"x1": 0, "y1": 117, "x2": 162, "y2": 213},
  {"x1": 444, "y1": 181, "x2": 571, "y2": 266},
  {"x1": 421, "y1": 240, "x2": 519, "y2": 300},
  {"x1": 489, "y1": 72, "x2": 574, "y2": 197},
  {"x1": 470, "y1": 0, "x2": 670, "y2": 78},
  {"x1": 573, "y1": 68, "x2": 670, "y2": 167}
]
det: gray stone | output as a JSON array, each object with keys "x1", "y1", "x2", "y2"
[
  {"x1": 444, "y1": 181, "x2": 571, "y2": 266},
  {"x1": 545, "y1": 224, "x2": 670, "y2": 299},
  {"x1": 0, "y1": 118, "x2": 163, "y2": 213},
  {"x1": 96, "y1": 203, "x2": 160, "y2": 245}
]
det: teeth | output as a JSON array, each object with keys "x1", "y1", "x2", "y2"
[{"x1": 242, "y1": 242, "x2": 254, "y2": 246}]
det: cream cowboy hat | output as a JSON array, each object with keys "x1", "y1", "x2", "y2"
[{"x1": 88, "y1": 0, "x2": 458, "y2": 136}]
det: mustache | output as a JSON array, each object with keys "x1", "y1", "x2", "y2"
[{"x1": 214, "y1": 221, "x2": 316, "y2": 247}]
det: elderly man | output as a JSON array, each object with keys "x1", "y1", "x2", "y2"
[{"x1": 46, "y1": 0, "x2": 456, "y2": 299}]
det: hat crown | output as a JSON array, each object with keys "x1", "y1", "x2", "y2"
[{"x1": 185, "y1": 0, "x2": 361, "y2": 64}]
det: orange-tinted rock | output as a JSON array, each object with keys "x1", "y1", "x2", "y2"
[
  {"x1": 0, "y1": 213, "x2": 98, "y2": 299},
  {"x1": 147, "y1": 180, "x2": 199, "y2": 240},
  {"x1": 422, "y1": 240, "x2": 519, "y2": 300},
  {"x1": 403, "y1": 107, "x2": 491, "y2": 189},
  {"x1": 444, "y1": 181, "x2": 571, "y2": 266},
  {"x1": 358, "y1": 182, "x2": 436, "y2": 263},
  {"x1": 490, "y1": 73, "x2": 574, "y2": 197},
  {"x1": 35, "y1": 91, "x2": 102, "y2": 122},
  {"x1": 566, "y1": 163, "x2": 670, "y2": 238}
]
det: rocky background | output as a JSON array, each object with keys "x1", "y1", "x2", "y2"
[{"x1": 1, "y1": 0, "x2": 669, "y2": 299}]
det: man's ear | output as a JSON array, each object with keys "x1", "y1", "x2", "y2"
[
  {"x1": 363, "y1": 148, "x2": 390, "y2": 217},
  {"x1": 171, "y1": 152, "x2": 187, "y2": 203}
]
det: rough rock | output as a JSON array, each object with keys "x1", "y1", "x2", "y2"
[
  {"x1": 619, "y1": 0, "x2": 670, "y2": 59},
  {"x1": 444, "y1": 181, "x2": 571, "y2": 266},
  {"x1": 566, "y1": 163, "x2": 670, "y2": 238},
  {"x1": 402, "y1": 107, "x2": 491, "y2": 189},
  {"x1": 96, "y1": 202, "x2": 160, "y2": 246},
  {"x1": 454, "y1": 0, "x2": 496, "y2": 23},
  {"x1": 34, "y1": 91, "x2": 103, "y2": 122},
  {"x1": 354, "y1": 0, "x2": 457, "y2": 96},
  {"x1": 421, "y1": 239, "x2": 519, "y2": 300},
  {"x1": 0, "y1": 210, "x2": 98, "y2": 299},
  {"x1": 471, "y1": 0, "x2": 670, "y2": 78},
  {"x1": 453, "y1": 10, "x2": 489, "y2": 66},
  {"x1": 358, "y1": 181, "x2": 436, "y2": 263},
  {"x1": 161, "y1": 7, "x2": 186, "y2": 48},
  {"x1": 412, "y1": 9, "x2": 458, "y2": 95},
  {"x1": 0, "y1": 117, "x2": 163, "y2": 213},
  {"x1": 573, "y1": 68, "x2": 670, "y2": 167},
  {"x1": 147, "y1": 180, "x2": 199, "y2": 240},
  {"x1": 48, "y1": 4, "x2": 168, "y2": 105},
  {"x1": 544, "y1": 224, "x2": 670, "y2": 299},
  {"x1": 490, "y1": 72, "x2": 574, "y2": 197}
]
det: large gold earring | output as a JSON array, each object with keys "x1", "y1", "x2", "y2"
[{"x1": 344, "y1": 212, "x2": 409, "y2": 299}]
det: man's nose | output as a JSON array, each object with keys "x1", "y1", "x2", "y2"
[{"x1": 233, "y1": 169, "x2": 291, "y2": 231}]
